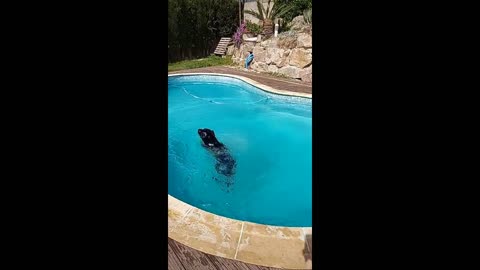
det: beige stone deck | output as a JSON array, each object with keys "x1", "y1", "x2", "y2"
[{"x1": 168, "y1": 195, "x2": 312, "y2": 270}]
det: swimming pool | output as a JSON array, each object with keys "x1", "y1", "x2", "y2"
[{"x1": 168, "y1": 74, "x2": 311, "y2": 227}]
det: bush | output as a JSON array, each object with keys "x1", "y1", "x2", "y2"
[
  {"x1": 246, "y1": 20, "x2": 262, "y2": 36},
  {"x1": 279, "y1": 19, "x2": 293, "y2": 32},
  {"x1": 275, "y1": 0, "x2": 312, "y2": 24},
  {"x1": 168, "y1": 0, "x2": 239, "y2": 62}
]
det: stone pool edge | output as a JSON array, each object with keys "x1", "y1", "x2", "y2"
[
  {"x1": 168, "y1": 73, "x2": 312, "y2": 269},
  {"x1": 168, "y1": 72, "x2": 312, "y2": 99},
  {"x1": 169, "y1": 195, "x2": 312, "y2": 270}
]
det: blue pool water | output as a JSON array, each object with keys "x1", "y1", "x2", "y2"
[{"x1": 168, "y1": 75, "x2": 311, "y2": 227}]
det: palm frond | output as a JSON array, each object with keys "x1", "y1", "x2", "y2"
[
  {"x1": 244, "y1": 9, "x2": 261, "y2": 19},
  {"x1": 255, "y1": 0, "x2": 264, "y2": 20},
  {"x1": 271, "y1": 3, "x2": 295, "y2": 19},
  {"x1": 265, "y1": 0, "x2": 272, "y2": 19}
]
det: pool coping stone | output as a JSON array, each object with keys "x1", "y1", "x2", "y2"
[{"x1": 168, "y1": 73, "x2": 312, "y2": 99}]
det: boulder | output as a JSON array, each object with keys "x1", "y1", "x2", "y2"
[
  {"x1": 297, "y1": 33, "x2": 312, "y2": 48},
  {"x1": 267, "y1": 64, "x2": 279, "y2": 73},
  {"x1": 289, "y1": 48, "x2": 312, "y2": 68},
  {"x1": 260, "y1": 38, "x2": 274, "y2": 48},
  {"x1": 276, "y1": 57, "x2": 288, "y2": 68},
  {"x1": 226, "y1": 44, "x2": 235, "y2": 56},
  {"x1": 278, "y1": 65, "x2": 302, "y2": 79},
  {"x1": 252, "y1": 47, "x2": 267, "y2": 62},
  {"x1": 232, "y1": 46, "x2": 240, "y2": 58},
  {"x1": 265, "y1": 47, "x2": 284, "y2": 65},
  {"x1": 272, "y1": 50, "x2": 291, "y2": 67},
  {"x1": 290, "y1": 15, "x2": 305, "y2": 31},
  {"x1": 299, "y1": 65, "x2": 312, "y2": 82},
  {"x1": 243, "y1": 43, "x2": 255, "y2": 53},
  {"x1": 252, "y1": 62, "x2": 268, "y2": 72},
  {"x1": 277, "y1": 35, "x2": 297, "y2": 49},
  {"x1": 301, "y1": 25, "x2": 312, "y2": 34}
]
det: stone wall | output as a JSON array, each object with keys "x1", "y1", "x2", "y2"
[{"x1": 228, "y1": 22, "x2": 312, "y2": 83}]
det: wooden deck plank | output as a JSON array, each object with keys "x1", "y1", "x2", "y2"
[
  {"x1": 205, "y1": 253, "x2": 274, "y2": 270},
  {"x1": 168, "y1": 238, "x2": 219, "y2": 270},
  {"x1": 168, "y1": 239, "x2": 186, "y2": 270},
  {"x1": 168, "y1": 237, "x2": 291, "y2": 270}
]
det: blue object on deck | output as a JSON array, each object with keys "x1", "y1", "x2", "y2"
[{"x1": 245, "y1": 53, "x2": 254, "y2": 68}]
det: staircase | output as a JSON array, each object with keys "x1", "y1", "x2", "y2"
[{"x1": 213, "y1": 37, "x2": 232, "y2": 56}]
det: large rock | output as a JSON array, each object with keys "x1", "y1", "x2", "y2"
[
  {"x1": 232, "y1": 46, "x2": 240, "y2": 58},
  {"x1": 301, "y1": 25, "x2": 312, "y2": 34},
  {"x1": 290, "y1": 15, "x2": 305, "y2": 31},
  {"x1": 258, "y1": 62, "x2": 269, "y2": 72},
  {"x1": 278, "y1": 65, "x2": 302, "y2": 79},
  {"x1": 289, "y1": 48, "x2": 312, "y2": 68},
  {"x1": 243, "y1": 43, "x2": 255, "y2": 53},
  {"x1": 273, "y1": 50, "x2": 291, "y2": 67},
  {"x1": 252, "y1": 45, "x2": 265, "y2": 53},
  {"x1": 299, "y1": 65, "x2": 312, "y2": 82},
  {"x1": 260, "y1": 38, "x2": 274, "y2": 48},
  {"x1": 251, "y1": 62, "x2": 268, "y2": 72},
  {"x1": 276, "y1": 57, "x2": 288, "y2": 68},
  {"x1": 265, "y1": 47, "x2": 285, "y2": 65},
  {"x1": 277, "y1": 35, "x2": 297, "y2": 49},
  {"x1": 252, "y1": 47, "x2": 267, "y2": 62},
  {"x1": 267, "y1": 64, "x2": 278, "y2": 73},
  {"x1": 236, "y1": 44, "x2": 254, "y2": 62},
  {"x1": 297, "y1": 33, "x2": 312, "y2": 48},
  {"x1": 234, "y1": 44, "x2": 244, "y2": 58},
  {"x1": 226, "y1": 44, "x2": 235, "y2": 56}
]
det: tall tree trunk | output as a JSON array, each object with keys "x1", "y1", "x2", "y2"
[
  {"x1": 263, "y1": 19, "x2": 274, "y2": 36},
  {"x1": 238, "y1": 0, "x2": 241, "y2": 25}
]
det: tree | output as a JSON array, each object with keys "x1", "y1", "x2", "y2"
[
  {"x1": 243, "y1": 0, "x2": 293, "y2": 36},
  {"x1": 272, "y1": 0, "x2": 311, "y2": 24},
  {"x1": 168, "y1": 0, "x2": 239, "y2": 62}
]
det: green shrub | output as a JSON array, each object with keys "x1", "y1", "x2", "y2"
[
  {"x1": 279, "y1": 19, "x2": 293, "y2": 32},
  {"x1": 275, "y1": 0, "x2": 312, "y2": 24},
  {"x1": 246, "y1": 20, "x2": 263, "y2": 36}
]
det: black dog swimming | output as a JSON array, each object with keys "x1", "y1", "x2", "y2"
[{"x1": 198, "y1": 128, "x2": 236, "y2": 178}]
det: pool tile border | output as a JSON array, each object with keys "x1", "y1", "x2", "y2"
[
  {"x1": 168, "y1": 73, "x2": 312, "y2": 269},
  {"x1": 168, "y1": 73, "x2": 312, "y2": 99}
]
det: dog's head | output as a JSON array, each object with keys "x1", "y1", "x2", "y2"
[{"x1": 198, "y1": 128, "x2": 223, "y2": 148}]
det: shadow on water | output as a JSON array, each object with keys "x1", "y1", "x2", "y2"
[{"x1": 302, "y1": 233, "x2": 312, "y2": 262}]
